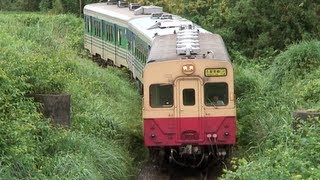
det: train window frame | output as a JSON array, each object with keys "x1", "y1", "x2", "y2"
[
  {"x1": 204, "y1": 82, "x2": 228, "y2": 106},
  {"x1": 149, "y1": 84, "x2": 174, "y2": 108},
  {"x1": 118, "y1": 29, "x2": 122, "y2": 46},
  {"x1": 85, "y1": 16, "x2": 90, "y2": 34},
  {"x1": 93, "y1": 19, "x2": 101, "y2": 37},
  {"x1": 107, "y1": 24, "x2": 110, "y2": 41},
  {"x1": 183, "y1": 89, "x2": 195, "y2": 106},
  {"x1": 111, "y1": 25, "x2": 114, "y2": 42}
]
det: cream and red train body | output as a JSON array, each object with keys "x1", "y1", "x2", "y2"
[{"x1": 84, "y1": 1, "x2": 236, "y2": 167}]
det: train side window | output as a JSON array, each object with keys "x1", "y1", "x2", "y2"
[
  {"x1": 85, "y1": 16, "x2": 90, "y2": 33},
  {"x1": 204, "y1": 82, "x2": 228, "y2": 106},
  {"x1": 149, "y1": 84, "x2": 173, "y2": 108},
  {"x1": 111, "y1": 26, "x2": 114, "y2": 42},
  {"x1": 118, "y1": 29, "x2": 122, "y2": 45},
  {"x1": 183, "y1": 89, "x2": 195, "y2": 106},
  {"x1": 106, "y1": 25, "x2": 108, "y2": 40}
]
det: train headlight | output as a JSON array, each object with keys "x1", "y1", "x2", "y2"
[
  {"x1": 182, "y1": 64, "x2": 195, "y2": 75},
  {"x1": 150, "y1": 133, "x2": 156, "y2": 139}
]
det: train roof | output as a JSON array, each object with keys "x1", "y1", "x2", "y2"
[
  {"x1": 148, "y1": 33, "x2": 230, "y2": 62},
  {"x1": 83, "y1": 3, "x2": 209, "y2": 42},
  {"x1": 84, "y1": 2, "x2": 230, "y2": 62},
  {"x1": 83, "y1": 3, "x2": 148, "y2": 21}
]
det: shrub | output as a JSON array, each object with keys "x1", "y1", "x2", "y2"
[
  {"x1": 0, "y1": 12, "x2": 143, "y2": 179},
  {"x1": 270, "y1": 41, "x2": 320, "y2": 85}
]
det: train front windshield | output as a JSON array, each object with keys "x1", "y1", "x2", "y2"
[
  {"x1": 149, "y1": 84, "x2": 174, "y2": 108},
  {"x1": 204, "y1": 82, "x2": 228, "y2": 106},
  {"x1": 148, "y1": 82, "x2": 229, "y2": 108}
]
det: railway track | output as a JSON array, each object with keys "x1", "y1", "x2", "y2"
[{"x1": 136, "y1": 161, "x2": 224, "y2": 180}]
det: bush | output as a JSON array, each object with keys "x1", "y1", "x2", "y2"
[
  {"x1": 0, "y1": 12, "x2": 143, "y2": 179},
  {"x1": 270, "y1": 41, "x2": 320, "y2": 85},
  {"x1": 223, "y1": 116, "x2": 320, "y2": 179},
  {"x1": 224, "y1": 41, "x2": 320, "y2": 179}
]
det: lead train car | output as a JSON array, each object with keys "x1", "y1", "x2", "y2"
[{"x1": 84, "y1": 2, "x2": 236, "y2": 167}]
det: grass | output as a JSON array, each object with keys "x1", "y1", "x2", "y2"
[
  {"x1": 0, "y1": 12, "x2": 145, "y2": 179},
  {"x1": 1, "y1": 10, "x2": 319, "y2": 179},
  {"x1": 223, "y1": 40, "x2": 320, "y2": 179}
]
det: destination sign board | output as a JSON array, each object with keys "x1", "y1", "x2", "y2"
[{"x1": 204, "y1": 68, "x2": 227, "y2": 77}]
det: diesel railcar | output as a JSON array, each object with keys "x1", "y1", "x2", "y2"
[{"x1": 84, "y1": 1, "x2": 236, "y2": 167}]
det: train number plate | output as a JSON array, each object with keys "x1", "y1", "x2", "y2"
[{"x1": 204, "y1": 68, "x2": 227, "y2": 77}]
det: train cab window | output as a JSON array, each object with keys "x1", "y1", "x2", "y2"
[
  {"x1": 204, "y1": 83, "x2": 228, "y2": 106},
  {"x1": 149, "y1": 84, "x2": 173, "y2": 108},
  {"x1": 183, "y1": 89, "x2": 195, "y2": 106}
]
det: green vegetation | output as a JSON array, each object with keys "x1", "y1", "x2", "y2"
[
  {"x1": 222, "y1": 41, "x2": 320, "y2": 179},
  {"x1": 1, "y1": 0, "x2": 320, "y2": 179},
  {"x1": 0, "y1": 0, "x2": 99, "y2": 14},
  {"x1": 0, "y1": 12, "x2": 144, "y2": 179},
  {"x1": 140, "y1": 0, "x2": 320, "y2": 58},
  {"x1": 137, "y1": 1, "x2": 320, "y2": 178}
]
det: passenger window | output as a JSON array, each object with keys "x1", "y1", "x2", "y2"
[
  {"x1": 118, "y1": 29, "x2": 122, "y2": 45},
  {"x1": 150, "y1": 84, "x2": 173, "y2": 108},
  {"x1": 85, "y1": 16, "x2": 90, "y2": 33},
  {"x1": 204, "y1": 83, "x2": 228, "y2": 106},
  {"x1": 183, "y1": 89, "x2": 195, "y2": 106}
]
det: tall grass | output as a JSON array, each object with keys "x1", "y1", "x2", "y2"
[
  {"x1": 0, "y1": 12, "x2": 144, "y2": 179},
  {"x1": 223, "y1": 41, "x2": 320, "y2": 179}
]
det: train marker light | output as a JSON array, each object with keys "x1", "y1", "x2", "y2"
[
  {"x1": 206, "y1": 134, "x2": 212, "y2": 138},
  {"x1": 212, "y1": 133, "x2": 218, "y2": 138},
  {"x1": 182, "y1": 64, "x2": 195, "y2": 75}
]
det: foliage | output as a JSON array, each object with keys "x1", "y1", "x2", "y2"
[
  {"x1": 1, "y1": 0, "x2": 320, "y2": 178},
  {"x1": 0, "y1": 0, "x2": 42, "y2": 11},
  {"x1": 223, "y1": 116, "x2": 320, "y2": 179},
  {"x1": 140, "y1": 0, "x2": 320, "y2": 58},
  {"x1": 270, "y1": 40, "x2": 320, "y2": 85},
  {"x1": 0, "y1": 12, "x2": 143, "y2": 179},
  {"x1": 222, "y1": 41, "x2": 320, "y2": 179}
]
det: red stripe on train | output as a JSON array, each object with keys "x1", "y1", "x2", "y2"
[{"x1": 144, "y1": 116, "x2": 236, "y2": 146}]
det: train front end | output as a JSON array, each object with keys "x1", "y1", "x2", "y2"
[{"x1": 143, "y1": 58, "x2": 236, "y2": 167}]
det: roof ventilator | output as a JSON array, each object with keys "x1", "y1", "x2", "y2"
[
  {"x1": 134, "y1": 6, "x2": 163, "y2": 15},
  {"x1": 176, "y1": 24, "x2": 200, "y2": 56},
  {"x1": 117, "y1": 0, "x2": 128, "y2": 8},
  {"x1": 159, "y1": 14, "x2": 173, "y2": 20},
  {"x1": 129, "y1": 3, "x2": 140, "y2": 10},
  {"x1": 151, "y1": 12, "x2": 163, "y2": 19},
  {"x1": 106, "y1": 0, "x2": 117, "y2": 5}
]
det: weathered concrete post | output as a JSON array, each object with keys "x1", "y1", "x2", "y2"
[
  {"x1": 33, "y1": 94, "x2": 71, "y2": 127},
  {"x1": 292, "y1": 109, "x2": 320, "y2": 130}
]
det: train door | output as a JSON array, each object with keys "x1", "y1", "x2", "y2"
[{"x1": 175, "y1": 77, "x2": 203, "y2": 142}]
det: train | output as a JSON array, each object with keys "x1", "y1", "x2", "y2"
[{"x1": 83, "y1": 0, "x2": 236, "y2": 168}]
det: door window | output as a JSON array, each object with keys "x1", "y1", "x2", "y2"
[{"x1": 183, "y1": 89, "x2": 195, "y2": 106}]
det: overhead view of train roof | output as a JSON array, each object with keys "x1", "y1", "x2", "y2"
[
  {"x1": 147, "y1": 33, "x2": 230, "y2": 62},
  {"x1": 84, "y1": 2, "x2": 230, "y2": 63}
]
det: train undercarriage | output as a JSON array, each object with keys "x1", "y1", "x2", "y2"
[{"x1": 149, "y1": 144, "x2": 232, "y2": 168}]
